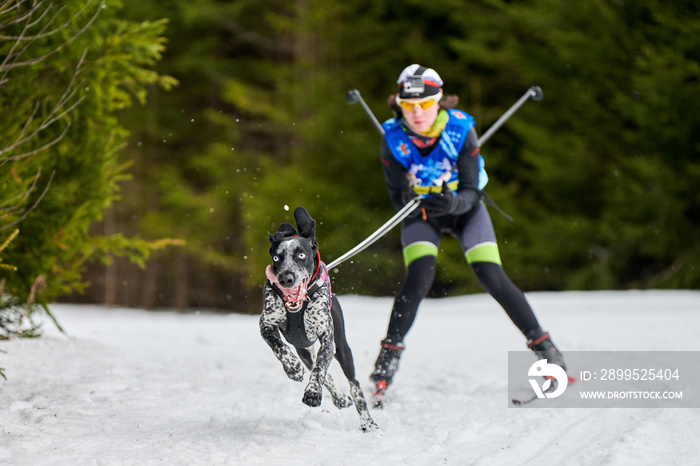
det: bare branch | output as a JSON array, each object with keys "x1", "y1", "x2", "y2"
[
  {"x1": 0, "y1": 167, "x2": 42, "y2": 213},
  {"x1": 0, "y1": 169, "x2": 56, "y2": 231},
  {"x1": 26, "y1": 274, "x2": 46, "y2": 305},
  {"x1": 0, "y1": 1, "x2": 92, "y2": 40},
  {"x1": 25, "y1": 1, "x2": 55, "y2": 29},
  {"x1": 0, "y1": 48, "x2": 87, "y2": 159},
  {"x1": 0, "y1": 1, "x2": 102, "y2": 75},
  {"x1": 0, "y1": 2, "x2": 42, "y2": 74},
  {"x1": 1, "y1": 120, "x2": 73, "y2": 163},
  {"x1": 0, "y1": 3, "x2": 62, "y2": 79},
  {"x1": 0, "y1": 1, "x2": 43, "y2": 31},
  {"x1": 13, "y1": 101, "x2": 40, "y2": 145}
]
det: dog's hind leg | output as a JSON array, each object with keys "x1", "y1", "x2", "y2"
[
  {"x1": 330, "y1": 295, "x2": 357, "y2": 381},
  {"x1": 323, "y1": 373, "x2": 353, "y2": 409},
  {"x1": 330, "y1": 295, "x2": 378, "y2": 431},
  {"x1": 349, "y1": 379, "x2": 378, "y2": 432}
]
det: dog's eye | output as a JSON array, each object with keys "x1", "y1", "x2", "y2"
[
  {"x1": 298, "y1": 252, "x2": 306, "y2": 260},
  {"x1": 273, "y1": 256, "x2": 279, "y2": 262}
]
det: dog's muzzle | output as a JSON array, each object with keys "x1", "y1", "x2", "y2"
[{"x1": 265, "y1": 265, "x2": 308, "y2": 310}]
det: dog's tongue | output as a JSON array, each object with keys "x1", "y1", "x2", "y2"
[
  {"x1": 265, "y1": 265, "x2": 277, "y2": 283},
  {"x1": 265, "y1": 265, "x2": 308, "y2": 306}
]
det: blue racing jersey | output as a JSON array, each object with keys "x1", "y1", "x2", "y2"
[{"x1": 382, "y1": 109, "x2": 487, "y2": 193}]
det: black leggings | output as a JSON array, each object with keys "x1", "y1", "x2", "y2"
[{"x1": 386, "y1": 256, "x2": 540, "y2": 339}]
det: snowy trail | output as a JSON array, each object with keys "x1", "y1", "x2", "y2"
[{"x1": 1, "y1": 291, "x2": 699, "y2": 465}]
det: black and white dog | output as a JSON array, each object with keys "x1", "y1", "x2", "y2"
[{"x1": 259, "y1": 207, "x2": 377, "y2": 432}]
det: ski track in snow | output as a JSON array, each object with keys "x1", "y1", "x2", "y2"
[{"x1": 1, "y1": 290, "x2": 699, "y2": 465}]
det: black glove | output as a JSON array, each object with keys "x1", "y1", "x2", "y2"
[
  {"x1": 421, "y1": 183, "x2": 461, "y2": 217},
  {"x1": 401, "y1": 184, "x2": 423, "y2": 218}
]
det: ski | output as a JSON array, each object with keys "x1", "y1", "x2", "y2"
[
  {"x1": 511, "y1": 393, "x2": 540, "y2": 406},
  {"x1": 372, "y1": 380, "x2": 388, "y2": 409},
  {"x1": 511, "y1": 376, "x2": 578, "y2": 405},
  {"x1": 373, "y1": 396, "x2": 384, "y2": 409}
]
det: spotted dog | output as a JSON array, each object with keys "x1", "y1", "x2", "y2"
[{"x1": 259, "y1": 207, "x2": 377, "y2": 432}]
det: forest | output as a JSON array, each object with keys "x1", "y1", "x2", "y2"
[{"x1": 1, "y1": 0, "x2": 698, "y2": 332}]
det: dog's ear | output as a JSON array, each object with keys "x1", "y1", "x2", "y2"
[
  {"x1": 294, "y1": 207, "x2": 317, "y2": 250},
  {"x1": 277, "y1": 222, "x2": 297, "y2": 237},
  {"x1": 268, "y1": 222, "x2": 297, "y2": 245},
  {"x1": 294, "y1": 207, "x2": 315, "y2": 240}
]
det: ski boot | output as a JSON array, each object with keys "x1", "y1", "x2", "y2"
[
  {"x1": 526, "y1": 328, "x2": 567, "y2": 370},
  {"x1": 526, "y1": 328, "x2": 569, "y2": 393},
  {"x1": 369, "y1": 335, "x2": 404, "y2": 408}
]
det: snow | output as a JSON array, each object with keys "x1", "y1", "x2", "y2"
[{"x1": 2, "y1": 290, "x2": 699, "y2": 465}]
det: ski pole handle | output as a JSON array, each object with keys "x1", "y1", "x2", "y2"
[{"x1": 346, "y1": 89, "x2": 385, "y2": 136}]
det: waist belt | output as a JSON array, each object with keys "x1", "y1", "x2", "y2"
[{"x1": 411, "y1": 180, "x2": 459, "y2": 195}]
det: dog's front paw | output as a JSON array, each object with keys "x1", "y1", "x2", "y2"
[
  {"x1": 283, "y1": 358, "x2": 305, "y2": 382},
  {"x1": 302, "y1": 384, "x2": 322, "y2": 407},
  {"x1": 331, "y1": 393, "x2": 353, "y2": 409},
  {"x1": 361, "y1": 417, "x2": 379, "y2": 433}
]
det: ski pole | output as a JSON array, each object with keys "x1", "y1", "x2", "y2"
[
  {"x1": 331, "y1": 86, "x2": 543, "y2": 269},
  {"x1": 346, "y1": 89, "x2": 385, "y2": 136},
  {"x1": 327, "y1": 196, "x2": 421, "y2": 270},
  {"x1": 478, "y1": 86, "x2": 542, "y2": 147}
]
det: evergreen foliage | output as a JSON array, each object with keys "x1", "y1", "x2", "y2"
[
  {"x1": 0, "y1": 0, "x2": 178, "y2": 336},
  {"x1": 4, "y1": 0, "x2": 695, "y2": 316},
  {"x1": 487, "y1": 0, "x2": 700, "y2": 290}
]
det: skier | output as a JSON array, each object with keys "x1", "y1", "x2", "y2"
[{"x1": 371, "y1": 64, "x2": 566, "y2": 401}]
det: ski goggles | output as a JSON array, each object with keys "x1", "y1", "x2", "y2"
[{"x1": 395, "y1": 92, "x2": 442, "y2": 112}]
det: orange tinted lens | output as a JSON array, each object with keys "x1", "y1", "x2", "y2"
[
  {"x1": 397, "y1": 97, "x2": 438, "y2": 111},
  {"x1": 398, "y1": 100, "x2": 416, "y2": 111},
  {"x1": 417, "y1": 98, "x2": 437, "y2": 110}
]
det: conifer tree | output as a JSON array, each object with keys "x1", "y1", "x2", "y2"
[{"x1": 482, "y1": 0, "x2": 700, "y2": 289}]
